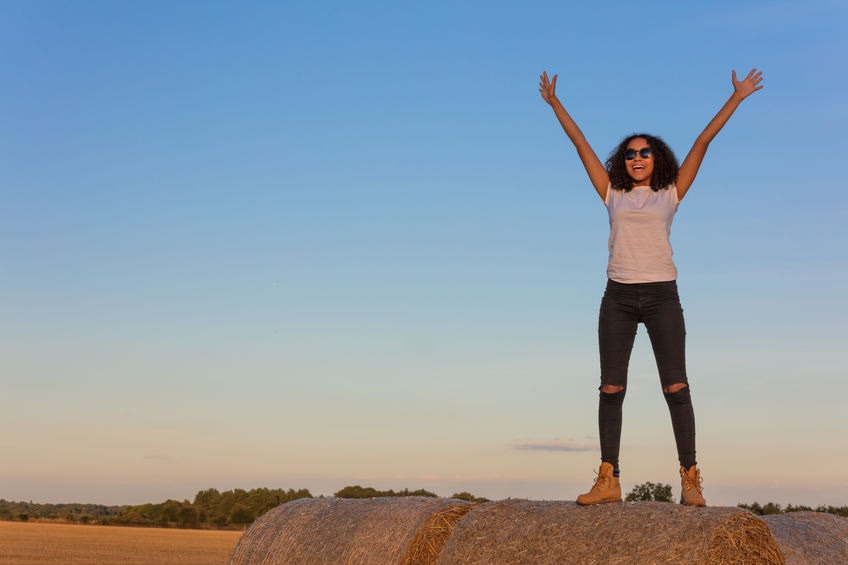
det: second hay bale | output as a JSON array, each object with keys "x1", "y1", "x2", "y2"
[{"x1": 434, "y1": 499, "x2": 785, "y2": 564}]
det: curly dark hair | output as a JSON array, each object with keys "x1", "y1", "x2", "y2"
[{"x1": 605, "y1": 133, "x2": 679, "y2": 192}]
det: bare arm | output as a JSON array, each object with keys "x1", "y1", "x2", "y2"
[
  {"x1": 677, "y1": 68, "x2": 764, "y2": 201},
  {"x1": 540, "y1": 72, "x2": 609, "y2": 201}
]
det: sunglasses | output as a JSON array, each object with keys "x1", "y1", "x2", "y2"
[{"x1": 624, "y1": 147, "x2": 653, "y2": 160}]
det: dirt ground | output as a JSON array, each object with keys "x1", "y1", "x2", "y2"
[{"x1": 0, "y1": 520, "x2": 243, "y2": 565}]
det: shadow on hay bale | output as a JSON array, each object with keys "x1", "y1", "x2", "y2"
[
  {"x1": 228, "y1": 496, "x2": 472, "y2": 565},
  {"x1": 761, "y1": 511, "x2": 848, "y2": 565},
  {"x1": 434, "y1": 500, "x2": 785, "y2": 564}
]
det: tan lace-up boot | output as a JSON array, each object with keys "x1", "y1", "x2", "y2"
[
  {"x1": 680, "y1": 465, "x2": 706, "y2": 506},
  {"x1": 576, "y1": 462, "x2": 621, "y2": 505}
]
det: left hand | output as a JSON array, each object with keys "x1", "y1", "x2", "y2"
[
  {"x1": 539, "y1": 71, "x2": 558, "y2": 105},
  {"x1": 732, "y1": 68, "x2": 764, "y2": 99}
]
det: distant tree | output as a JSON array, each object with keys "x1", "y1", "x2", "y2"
[
  {"x1": 397, "y1": 488, "x2": 438, "y2": 498},
  {"x1": 178, "y1": 506, "x2": 199, "y2": 527},
  {"x1": 193, "y1": 488, "x2": 220, "y2": 510},
  {"x1": 290, "y1": 488, "x2": 312, "y2": 500},
  {"x1": 229, "y1": 504, "x2": 253, "y2": 525},
  {"x1": 625, "y1": 482, "x2": 673, "y2": 503},
  {"x1": 335, "y1": 486, "x2": 382, "y2": 499},
  {"x1": 784, "y1": 504, "x2": 813, "y2": 513},
  {"x1": 247, "y1": 488, "x2": 276, "y2": 517},
  {"x1": 160, "y1": 500, "x2": 180, "y2": 523},
  {"x1": 761, "y1": 502, "x2": 782, "y2": 515},
  {"x1": 116, "y1": 508, "x2": 145, "y2": 524},
  {"x1": 216, "y1": 489, "x2": 248, "y2": 522},
  {"x1": 738, "y1": 502, "x2": 764, "y2": 515},
  {"x1": 211, "y1": 514, "x2": 228, "y2": 527},
  {"x1": 451, "y1": 492, "x2": 490, "y2": 503}
]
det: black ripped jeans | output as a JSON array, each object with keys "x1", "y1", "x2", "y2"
[{"x1": 597, "y1": 279, "x2": 697, "y2": 471}]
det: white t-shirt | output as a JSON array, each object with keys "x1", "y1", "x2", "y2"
[{"x1": 604, "y1": 184, "x2": 680, "y2": 283}]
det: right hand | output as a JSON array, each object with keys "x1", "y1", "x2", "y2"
[
  {"x1": 732, "y1": 68, "x2": 764, "y2": 100},
  {"x1": 539, "y1": 71, "x2": 558, "y2": 105}
]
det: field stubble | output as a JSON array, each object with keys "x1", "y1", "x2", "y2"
[{"x1": 0, "y1": 520, "x2": 242, "y2": 565}]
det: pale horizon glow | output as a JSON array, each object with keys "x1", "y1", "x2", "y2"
[{"x1": 1, "y1": 0, "x2": 847, "y2": 509}]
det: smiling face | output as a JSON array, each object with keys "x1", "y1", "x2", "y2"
[{"x1": 625, "y1": 137, "x2": 654, "y2": 186}]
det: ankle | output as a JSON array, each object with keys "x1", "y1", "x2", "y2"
[{"x1": 602, "y1": 460, "x2": 621, "y2": 477}]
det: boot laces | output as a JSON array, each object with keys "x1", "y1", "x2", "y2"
[
  {"x1": 591, "y1": 468, "x2": 611, "y2": 489},
  {"x1": 681, "y1": 468, "x2": 703, "y2": 493}
]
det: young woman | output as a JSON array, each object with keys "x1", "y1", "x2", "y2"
[{"x1": 539, "y1": 68, "x2": 763, "y2": 506}]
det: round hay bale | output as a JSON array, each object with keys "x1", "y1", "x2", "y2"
[
  {"x1": 433, "y1": 500, "x2": 785, "y2": 564},
  {"x1": 229, "y1": 496, "x2": 472, "y2": 565},
  {"x1": 761, "y1": 512, "x2": 848, "y2": 564}
]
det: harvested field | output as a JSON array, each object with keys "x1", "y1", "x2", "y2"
[
  {"x1": 229, "y1": 497, "x2": 472, "y2": 565},
  {"x1": 0, "y1": 520, "x2": 242, "y2": 565},
  {"x1": 762, "y1": 511, "x2": 848, "y2": 565},
  {"x1": 434, "y1": 500, "x2": 785, "y2": 564}
]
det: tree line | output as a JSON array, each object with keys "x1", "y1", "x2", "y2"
[
  {"x1": 333, "y1": 485, "x2": 489, "y2": 503},
  {"x1": 737, "y1": 501, "x2": 848, "y2": 517},
  {"x1": 2, "y1": 483, "x2": 844, "y2": 528},
  {"x1": 0, "y1": 487, "x2": 312, "y2": 528},
  {"x1": 0, "y1": 501, "x2": 124, "y2": 524},
  {"x1": 0, "y1": 485, "x2": 488, "y2": 528},
  {"x1": 623, "y1": 482, "x2": 848, "y2": 517}
]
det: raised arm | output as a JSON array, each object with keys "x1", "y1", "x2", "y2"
[
  {"x1": 676, "y1": 68, "x2": 764, "y2": 201},
  {"x1": 540, "y1": 71, "x2": 609, "y2": 201}
]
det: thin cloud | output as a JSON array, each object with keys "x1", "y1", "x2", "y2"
[{"x1": 513, "y1": 440, "x2": 597, "y2": 452}]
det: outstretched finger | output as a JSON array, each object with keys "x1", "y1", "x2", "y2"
[
  {"x1": 551, "y1": 74, "x2": 558, "y2": 89},
  {"x1": 746, "y1": 68, "x2": 758, "y2": 79}
]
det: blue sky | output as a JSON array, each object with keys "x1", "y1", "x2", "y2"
[{"x1": 2, "y1": 0, "x2": 847, "y2": 506}]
